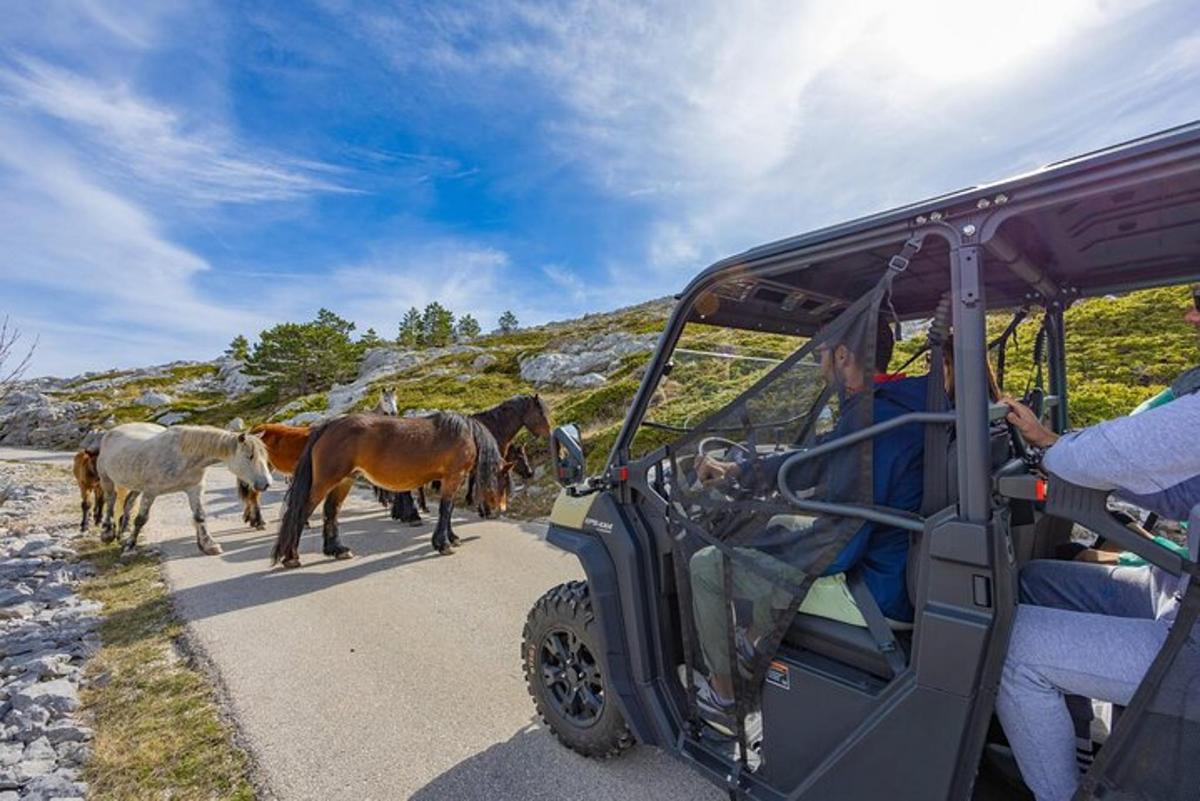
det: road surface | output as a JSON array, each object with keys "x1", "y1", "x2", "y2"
[{"x1": 0, "y1": 447, "x2": 719, "y2": 801}]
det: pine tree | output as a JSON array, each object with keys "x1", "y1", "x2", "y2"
[
  {"x1": 224, "y1": 334, "x2": 250, "y2": 361},
  {"x1": 498, "y1": 310, "x2": 519, "y2": 333},
  {"x1": 422, "y1": 302, "x2": 455, "y2": 347},
  {"x1": 244, "y1": 308, "x2": 360, "y2": 396},
  {"x1": 398, "y1": 307, "x2": 423, "y2": 348},
  {"x1": 454, "y1": 314, "x2": 481, "y2": 341},
  {"x1": 359, "y1": 327, "x2": 382, "y2": 348}
]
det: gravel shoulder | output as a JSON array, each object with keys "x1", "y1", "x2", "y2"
[{"x1": 1, "y1": 448, "x2": 719, "y2": 801}]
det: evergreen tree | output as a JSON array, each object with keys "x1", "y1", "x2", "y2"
[
  {"x1": 422, "y1": 302, "x2": 455, "y2": 347},
  {"x1": 454, "y1": 314, "x2": 481, "y2": 341},
  {"x1": 398, "y1": 307, "x2": 423, "y2": 348},
  {"x1": 244, "y1": 308, "x2": 360, "y2": 396},
  {"x1": 498, "y1": 310, "x2": 519, "y2": 333},
  {"x1": 359, "y1": 327, "x2": 382, "y2": 348},
  {"x1": 224, "y1": 334, "x2": 250, "y2": 361}
]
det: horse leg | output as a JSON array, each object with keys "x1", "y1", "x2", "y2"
[
  {"x1": 417, "y1": 486, "x2": 428, "y2": 513},
  {"x1": 123, "y1": 493, "x2": 156, "y2": 555},
  {"x1": 78, "y1": 485, "x2": 90, "y2": 533},
  {"x1": 119, "y1": 490, "x2": 141, "y2": 535},
  {"x1": 391, "y1": 492, "x2": 421, "y2": 526},
  {"x1": 93, "y1": 487, "x2": 104, "y2": 527},
  {"x1": 100, "y1": 477, "x2": 117, "y2": 544},
  {"x1": 431, "y1": 497, "x2": 456, "y2": 555},
  {"x1": 187, "y1": 486, "x2": 222, "y2": 556},
  {"x1": 321, "y1": 479, "x2": 354, "y2": 560}
]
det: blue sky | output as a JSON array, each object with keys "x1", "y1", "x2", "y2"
[{"x1": 2, "y1": 1, "x2": 1199, "y2": 377}]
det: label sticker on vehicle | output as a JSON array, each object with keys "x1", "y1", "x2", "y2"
[{"x1": 766, "y1": 660, "x2": 790, "y2": 691}]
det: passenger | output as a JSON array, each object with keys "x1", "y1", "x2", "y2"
[
  {"x1": 998, "y1": 310, "x2": 1200, "y2": 801},
  {"x1": 686, "y1": 320, "x2": 927, "y2": 736}
]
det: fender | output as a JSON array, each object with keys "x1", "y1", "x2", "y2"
[{"x1": 545, "y1": 524, "x2": 658, "y2": 746}]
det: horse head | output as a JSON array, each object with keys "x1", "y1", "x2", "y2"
[
  {"x1": 522, "y1": 393, "x2": 552, "y2": 437},
  {"x1": 231, "y1": 433, "x2": 272, "y2": 493},
  {"x1": 505, "y1": 442, "x2": 534, "y2": 479}
]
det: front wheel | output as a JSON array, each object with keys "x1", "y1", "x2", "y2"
[{"x1": 522, "y1": 581, "x2": 634, "y2": 758}]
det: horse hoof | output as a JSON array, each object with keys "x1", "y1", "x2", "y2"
[
  {"x1": 254, "y1": 522, "x2": 266, "y2": 531},
  {"x1": 100, "y1": 531, "x2": 115, "y2": 544},
  {"x1": 334, "y1": 549, "x2": 354, "y2": 560},
  {"x1": 201, "y1": 543, "x2": 223, "y2": 556},
  {"x1": 435, "y1": 545, "x2": 454, "y2": 556},
  {"x1": 407, "y1": 520, "x2": 423, "y2": 528},
  {"x1": 281, "y1": 558, "x2": 302, "y2": 569}
]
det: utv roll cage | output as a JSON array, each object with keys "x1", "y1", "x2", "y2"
[{"x1": 529, "y1": 121, "x2": 1200, "y2": 801}]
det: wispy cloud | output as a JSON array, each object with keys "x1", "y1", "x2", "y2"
[{"x1": 0, "y1": 58, "x2": 353, "y2": 206}]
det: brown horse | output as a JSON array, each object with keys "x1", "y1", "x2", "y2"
[
  {"x1": 72, "y1": 449, "x2": 104, "y2": 532},
  {"x1": 237, "y1": 422, "x2": 312, "y2": 529},
  {"x1": 389, "y1": 394, "x2": 552, "y2": 523},
  {"x1": 271, "y1": 412, "x2": 511, "y2": 568}
]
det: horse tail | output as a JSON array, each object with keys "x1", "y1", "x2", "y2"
[
  {"x1": 466, "y1": 417, "x2": 504, "y2": 502},
  {"x1": 272, "y1": 421, "x2": 330, "y2": 564}
]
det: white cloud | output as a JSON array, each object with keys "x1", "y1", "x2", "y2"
[{"x1": 0, "y1": 58, "x2": 353, "y2": 206}]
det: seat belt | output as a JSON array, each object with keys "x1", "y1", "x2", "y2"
[
  {"x1": 845, "y1": 571, "x2": 907, "y2": 678},
  {"x1": 989, "y1": 307, "x2": 1028, "y2": 392}
]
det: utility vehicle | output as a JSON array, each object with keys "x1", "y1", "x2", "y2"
[{"x1": 523, "y1": 123, "x2": 1200, "y2": 800}]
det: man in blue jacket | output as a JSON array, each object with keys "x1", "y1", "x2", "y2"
[{"x1": 687, "y1": 321, "x2": 926, "y2": 736}]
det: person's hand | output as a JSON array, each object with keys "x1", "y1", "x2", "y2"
[
  {"x1": 696, "y1": 454, "x2": 740, "y2": 487},
  {"x1": 1001, "y1": 395, "x2": 1060, "y2": 448}
]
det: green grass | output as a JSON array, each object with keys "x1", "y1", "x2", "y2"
[{"x1": 78, "y1": 539, "x2": 257, "y2": 801}]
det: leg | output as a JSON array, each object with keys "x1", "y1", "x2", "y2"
[
  {"x1": 391, "y1": 491, "x2": 422, "y2": 525},
  {"x1": 1020, "y1": 559, "x2": 1163, "y2": 618},
  {"x1": 321, "y1": 479, "x2": 354, "y2": 559},
  {"x1": 100, "y1": 477, "x2": 118, "y2": 543},
  {"x1": 996, "y1": 604, "x2": 1169, "y2": 801},
  {"x1": 123, "y1": 494, "x2": 157, "y2": 553},
  {"x1": 689, "y1": 546, "x2": 801, "y2": 700},
  {"x1": 93, "y1": 487, "x2": 104, "y2": 526},
  {"x1": 431, "y1": 497, "x2": 455, "y2": 555},
  {"x1": 187, "y1": 486, "x2": 222, "y2": 556},
  {"x1": 417, "y1": 486, "x2": 428, "y2": 513},
  {"x1": 119, "y1": 490, "x2": 142, "y2": 535},
  {"x1": 78, "y1": 487, "x2": 90, "y2": 533}
]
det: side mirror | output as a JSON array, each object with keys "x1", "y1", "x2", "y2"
[{"x1": 551, "y1": 423, "x2": 586, "y2": 486}]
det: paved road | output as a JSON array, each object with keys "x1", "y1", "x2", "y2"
[{"x1": 1, "y1": 448, "x2": 718, "y2": 801}]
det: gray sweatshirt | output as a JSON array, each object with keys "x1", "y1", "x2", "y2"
[{"x1": 1043, "y1": 390, "x2": 1200, "y2": 522}]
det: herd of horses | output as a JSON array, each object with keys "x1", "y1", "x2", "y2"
[{"x1": 70, "y1": 393, "x2": 552, "y2": 569}]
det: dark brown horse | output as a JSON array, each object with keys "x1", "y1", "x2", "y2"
[
  {"x1": 389, "y1": 394, "x2": 552, "y2": 523},
  {"x1": 237, "y1": 423, "x2": 312, "y2": 529},
  {"x1": 271, "y1": 412, "x2": 511, "y2": 568}
]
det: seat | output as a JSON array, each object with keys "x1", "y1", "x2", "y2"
[{"x1": 783, "y1": 613, "x2": 899, "y2": 678}]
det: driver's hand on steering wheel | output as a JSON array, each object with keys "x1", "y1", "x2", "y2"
[
  {"x1": 696, "y1": 454, "x2": 742, "y2": 487},
  {"x1": 1001, "y1": 395, "x2": 1060, "y2": 449}
]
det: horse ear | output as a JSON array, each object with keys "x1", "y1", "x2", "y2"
[{"x1": 238, "y1": 433, "x2": 246, "y2": 443}]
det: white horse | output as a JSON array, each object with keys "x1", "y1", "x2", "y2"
[
  {"x1": 372, "y1": 387, "x2": 398, "y2": 416},
  {"x1": 97, "y1": 423, "x2": 272, "y2": 556}
]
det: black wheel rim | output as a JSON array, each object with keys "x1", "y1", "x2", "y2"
[{"x1": 539, "y1": 627, "x2": 604, "y2": 727}]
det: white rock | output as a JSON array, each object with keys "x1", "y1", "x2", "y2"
[
  {"x1": 472, "y1": 353, "x2": 498, "y2": 370},
  {"x1": 565, "y1": 373, "x2": 607, "y2": 389},
  {"x1": 11, "y1": 679, "x2": 79, "y2": 715},
  {"x1": 134, "y1": 390, "x2": 172, "y2": 407},
  {"x1": 155, "y1": 411, "x2": 188, "y2": 426},
  {"x1": 518, "y1": 332, "x2": 656, "y2": 386}
]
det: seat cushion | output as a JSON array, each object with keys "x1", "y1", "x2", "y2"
[{"x1": 783, "y1": 614, "x2": 896, "y2": 678}]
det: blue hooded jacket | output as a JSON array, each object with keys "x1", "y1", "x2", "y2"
[{"x1": 743, "y1": 374, "x2": 927, "y2": 622}]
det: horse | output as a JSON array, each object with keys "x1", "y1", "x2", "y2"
[
  {"x1": 372, "y1": 387, "x2": 398, "y2": 416},
  {"x1": 97, "y1": 423, "x2": 272, "y2": 555},
  {"x1": 237, "y1": 422, "x2": 312, "y2": 529},
  {"x1": 72, "y1": 448, "x2": 103, "y2": 532},
  {"x1": 389, "y1": 394, "x2": 552, "y2": 524},
  {"x1": 390, "y1": 441, "x2": 534, "y2": 522},
  {"x1": 271, "y1": 412, "x2": 512, "y2": 568}
]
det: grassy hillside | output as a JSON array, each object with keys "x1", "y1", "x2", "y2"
[{"x1": 40, "y1": 286, "x2": 1199, "y2": 516}]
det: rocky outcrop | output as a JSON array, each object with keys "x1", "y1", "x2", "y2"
[
  {"x1": 519, "y1": 332, "x2": 656, "y2": 386},
  {"x1": 0, "y1": 469, "x2": 99, "y2": 800},
  {"x1": 0, "y1": 392, "x2": 104, "y2": 451}
]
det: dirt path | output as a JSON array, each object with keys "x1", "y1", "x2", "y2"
[{"x1": 0, "y1": 448, "x2": 719, "y2": 801}]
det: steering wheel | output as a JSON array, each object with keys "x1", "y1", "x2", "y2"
[{"x1": 698, "y1": 436, "x2": 753, "y2": 459}]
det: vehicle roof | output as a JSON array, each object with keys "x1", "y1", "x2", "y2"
[{"x1": 684, "y1": 121, "x2": 1200, "y2": 335}]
